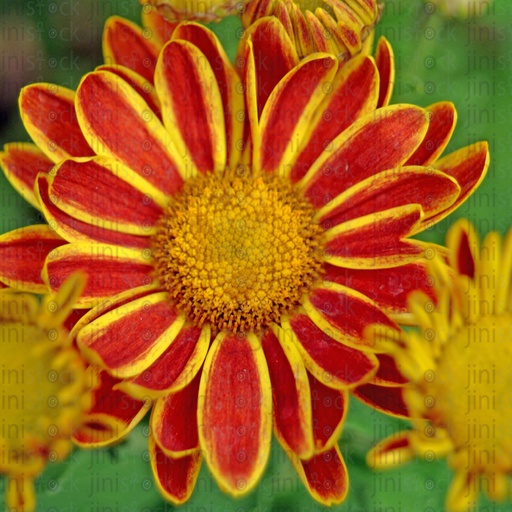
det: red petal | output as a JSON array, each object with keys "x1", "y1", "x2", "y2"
[
  {"x1": 446, "y1": 218, "x2": 478, "y2": 279},
  {"x1": 366, "y1": 430, "x2": 413, "y2": 469},
  {"x1": 122, "y1": 324, "x2": 209, "y2": 397},
  {"x1": 373, "y1": 353, "x2": 408, "y2": 386},
  {"x1": 425, "y1": 141, "x2": 489, "y2": 227},
  {"x1": 457, "y1": 230, "x2": 475, "y2": 278},
  {"x1": 152, "y1": 371, "x2": 201, "y2": 455},
  {"x1": 171, "y1": 23, "x2": 244, "y2": 169},
  {"x1": 375, "y1": 37, "x2": 394, "y2": 108},
  {"x1": 294, "y1": 446, "x2": 348, "y2": 505},
  {"x1": 324, "y1": 205, "x2": 426, "y2": 268},
  {"x1": 69, "y1": 285, "x2": 159, "y2": 340},
  {"x1": 405, "y1": 102, "x2": 456, "y2": 166},
  {"x1": 198, "y1": 333, "x2": 272, "y2": 495},
  {"x1": 261, "y1": 328, "x2": 314, "y2": 458},
  {"x1": 150, "y1": 439, "x2": 201, "y2": 505},
  {"x1": 77, "y1": 292, "x2": 184, "y2": 377},
  {"x1": 63, "y1": 308, "x2": 89, "y2": 334},
  {"x1": 103, "y1": 16, "x2": 160, "y2": 83},
  {"x1": 273, "y1": 2, "x2": 294, "y2": 43},
  {"x1": 317, "y1": 167, "x2": 459, "y2": 228},
  {"x1": 19, "y1": 84, "x2": 94, "y2": 162},
  {"x1": 240, "y1": 40, "x2": 257, "y2": 167},
  {"x1": 306, "y1": 9, "x2": 336, "y2": 54},
  {"x1": 353, "y1": 383, "x2": 409, "y2": 417},
  {"x1": 96, "y1": 64, "x2": 162, "y2": 117},
  {"x1": 306, "y1": 285, "x2": 398, "y2": 349},
  {"x1": 48, "y1": 157, "x2": 164, "y2": 235},
  {"x1": 300, "y1": 106, "x2": 429, "y2": 208},
  {"x1": 289, "y1": 55, "x2": 379, "y2": 183},
  {"x1": 287, "y1": 3, "x2": 314, "y2": 58},
  {"x1": 323, "y1": 262, "x2": 436, "y2": 319},
  {"x1": 304, "y1": 11, "x2": 332, "y2": 53},
  {"x1": 309, "y1": 372, "x2": 347, "y2": 451},
  {"x1": 0, "y1": 143, "x2": 53, "y2": 209},
  {"x1": 238, "y1": 18, "x2": 299, "y2": 117},
  {"x1": 73, "y1": 368, "x2": 150, "y2": 447},
  {"x1": 155, "y1": 40, "x2": 225, "y2": 173},
  {"x1": 76, "y1": 70, "x2": 185, "y2": 197},
  {"x1": 376, "y1": 433, "x2": 410, "y2": 451},
  {"x1": 260, "y1": 55, "x2": 337, "y2": 174},
  {"x1": 287, "y1": 313, "x2": 378, "y2": 388},
  {"x1": 44, "y1": 242, "x2": 155, "y2": 306},
  {"x1": 0, "y1": 225, "x2": 65, "y2": 293},
  {"x1": 37, "y1": 174, "x2": 151, "y2": 249}
]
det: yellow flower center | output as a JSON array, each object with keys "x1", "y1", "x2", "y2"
[
  {"x1": 153, "y1": 171, "x2": 324, "y2": 333},
  {"x1": 429, "y1": 313, "x2": 512, "y2": 470},
  {"x1": 0, "y1": 320, "x2": 85, "y2": 475}
]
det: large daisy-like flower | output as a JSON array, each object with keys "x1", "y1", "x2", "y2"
[
  {"x1": 0, "y1": 274, "x2": 90, "y2": 512},
  {"x1": 242, "y1": 0, "x2": 382, "y2": 60},
  {"x1": 367, "y1": 219, "x2": 512, "y2": 512},
  {"x1": 0, "y1": 16, "x2": 488, "y2": 506}
]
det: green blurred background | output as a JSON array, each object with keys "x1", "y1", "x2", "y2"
[{"x1": 0, "y1": 0, "x2": 511, "y2": 510}]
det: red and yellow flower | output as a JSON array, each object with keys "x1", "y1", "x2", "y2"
[
  {"x1": 139, "y1": 0, "x2": 382, "y2": 62},
  {"x1": 0, "y1": 14, "x2": 489, "y2": 506},
  {"x1": 367, "y1": 219, "x2": 512, "y2": 511},
  {"x1": 242, "y1": 0, "x2": 382, "y2": 60},
  {"x1": 0, "y1": 275, "x2": 90, "y2": 512}
]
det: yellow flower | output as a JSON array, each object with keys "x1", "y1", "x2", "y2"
[
  {"x1": 367, "y1": 218, "x2": 512, "y2": 512},
  {"x1": 0, "y1": 274, "x2": 90, "y2": 512}
]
